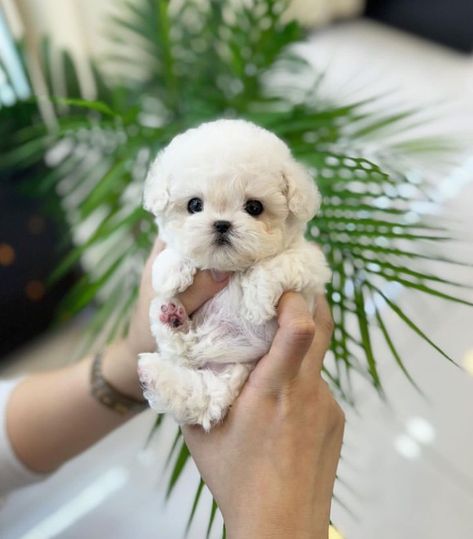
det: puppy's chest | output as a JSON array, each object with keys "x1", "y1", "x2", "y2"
[
  {"x1": 188, "y1": 272, "x2": 278, "y2": 367},
  {"x1": 191, "y1": 270, "x2": 273, "y2": 330},
  {"x1": 192, "y1": 273, "x2": 249, "y2": 324}
]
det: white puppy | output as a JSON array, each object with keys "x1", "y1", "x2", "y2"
[{"x1": 138, "y1": 119, "x2": 331, "y2": 430}]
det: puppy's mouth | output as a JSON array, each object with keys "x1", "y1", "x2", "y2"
[{"x1": 213, "y1": 235, "x2": 232, "y2": 247}]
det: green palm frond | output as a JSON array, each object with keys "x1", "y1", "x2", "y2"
[{"x1": 1, "y1": 0, "x2": 471, "y2": 535}]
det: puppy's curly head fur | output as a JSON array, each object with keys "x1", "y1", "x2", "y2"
[{"x1": 144, "y1": 119, "x2": 320, "y2": 271}]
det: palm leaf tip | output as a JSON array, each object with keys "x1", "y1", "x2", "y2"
[{"x1": 166, "y1": 440, "x2": 190, "y2": 499}]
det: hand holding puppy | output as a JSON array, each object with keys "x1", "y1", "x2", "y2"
[
  {"x1": 121, "y1": 242, "x2": 343, "y2": 538},
  {"x1": 184, "y1": 293, "x2": 344, "y2": 539}
]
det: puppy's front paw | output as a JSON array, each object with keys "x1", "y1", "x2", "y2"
[
  {"x1": 152, "y1": 251, "x2": 196, "y2": 295},
  {"x1": 150, "y1": 297, "x2": 189, "y2": 338},
  {"x1": 241, "y1": 280, "x2": 278, "y2": 324},
  {"x1": 159, "y1": 301, "x2": 188, "y2": 329}
]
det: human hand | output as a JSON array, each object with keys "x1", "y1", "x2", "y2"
[
  {"x1": 102, "y1": 238, "x2": 230, "y2": 401},
  {"x1": 183, "y1": 293, "x2": 344, "y2": 539}
]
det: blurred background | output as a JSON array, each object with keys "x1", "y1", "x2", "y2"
[{"x1": 1, "y1": 1, "x2": 472, "y2": 538}]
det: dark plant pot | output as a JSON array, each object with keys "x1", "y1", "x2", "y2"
[{"x1": 0, "y1": 173, "x2": 79, "y2": 359}]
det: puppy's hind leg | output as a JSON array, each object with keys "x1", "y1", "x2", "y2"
[
  {"x1": 138, "y1": 353, "x2": 251, "y2": 430},
  {"x1": 199, "y1": 362, "x2": 253, "y2": 430}
]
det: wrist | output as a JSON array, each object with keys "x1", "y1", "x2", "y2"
[
  {"x1": 227, "y1": 520, "x2": 328, "y2": 539},
  {"x1": 227, "y1": 521, "x2": 291, "y2": 539},
  {"x1": 101, "y1": 340, "x2": 144, "y2": 402},
  {"x1": 223, "y1": 498, "x2": 329, "y2": 539},
  {"x1": 226, "y1": 520, "x2": 326, "y2": 539}
]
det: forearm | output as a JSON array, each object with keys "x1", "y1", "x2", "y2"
[{"x1": 5, "y1": 340, "x2": 142, "y2": 474}]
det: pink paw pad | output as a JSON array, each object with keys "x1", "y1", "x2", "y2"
[{"x1": 159, "y1": 302, "x2": 187, "y2": 329}]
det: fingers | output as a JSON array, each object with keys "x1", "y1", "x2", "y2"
[
  {"x1": 252, "y1": 292, "x2": 315, "y2": 393},
  {"x1": 300, "y1": 294, "x2": 334, "y2": 378},
  {"x1": 151, "y1": 238, "x2": 166, "y2": 258},
  {"x1": 178, "y1": 270, "x2": 231, "y2": 315},
  {"x1": 142, "y1": 238, "x2": 166, "y2": 284}
]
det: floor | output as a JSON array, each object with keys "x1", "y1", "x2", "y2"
[{"x1": 1, "y1": 19, "x2": 473, "y2": 539}]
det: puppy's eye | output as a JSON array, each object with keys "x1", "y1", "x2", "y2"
[
  {"x1": 187, "y1": 197, "x2": 203, "y2": 214},
  {"x1": 245, "y1": 200, "x2": 264, "y2": 217}
]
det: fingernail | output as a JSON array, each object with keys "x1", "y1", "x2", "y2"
[{"x1": 210, "y1": 270, "x2": 230, "y2": 282}]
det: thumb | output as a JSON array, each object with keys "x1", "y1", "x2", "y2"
[
  {"x1": 178, "y1": 270, "x2": 231, "y2": 315},
  {"x1": 251, "y1": 292, "x2": 315, "y2": 393}
]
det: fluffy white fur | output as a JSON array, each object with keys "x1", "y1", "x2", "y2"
[{"x1": 138, "y1": 119, "x2": 331, "y2": 430}]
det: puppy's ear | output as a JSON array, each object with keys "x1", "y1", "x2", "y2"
[
  {"x1": 143, "y1": 155, "x2": 170, "y2": 215},
  {"x1": 283, "y1": 160, "x2": 321, "y2": 222}
]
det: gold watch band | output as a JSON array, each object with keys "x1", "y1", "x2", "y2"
[{"x1": 90, "y1": 352, "x2": 148, "y2": 416}]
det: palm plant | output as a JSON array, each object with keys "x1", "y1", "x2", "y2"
[{"x1": 1, "y1": 0, "x2": 471, "y2": 536}]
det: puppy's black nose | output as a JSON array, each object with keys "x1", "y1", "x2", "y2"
[{"x1": 213, "y1": 220, "x2": 232, "y2": 234}]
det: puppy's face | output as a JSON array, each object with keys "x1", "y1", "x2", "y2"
[
  {"x1": 159, "y1": 169, "x2": 291, "y2": 271},
  {"x1": 144, "y1": 120, "x2": 320, "y2": 271}
]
